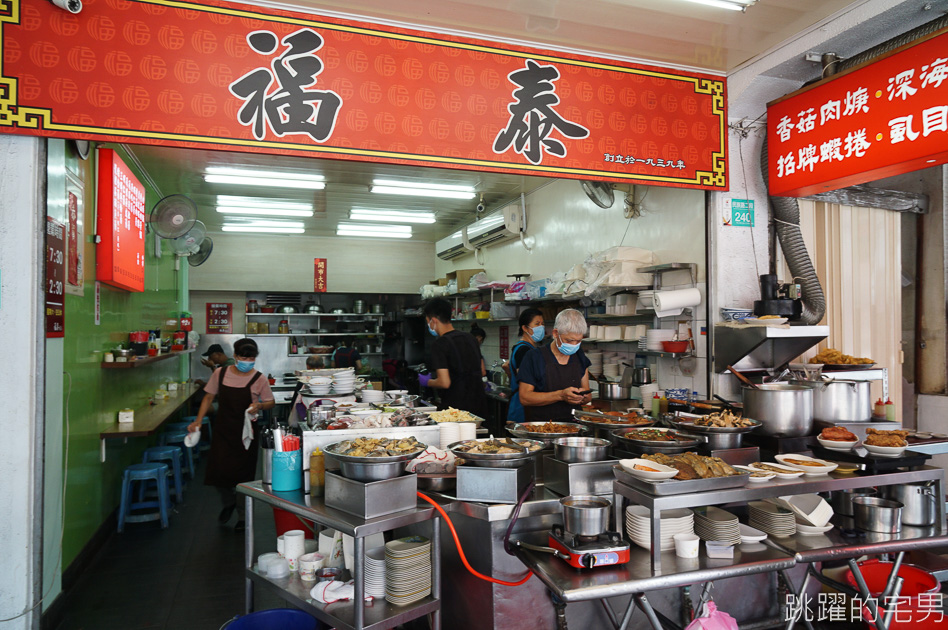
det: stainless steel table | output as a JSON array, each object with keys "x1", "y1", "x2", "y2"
[
  {"x1": 237, "y1": 481, "x2": 442, "y2": 630},
  {"x1": 612, "y1": 466, "x2": 947, "y2": 572}
]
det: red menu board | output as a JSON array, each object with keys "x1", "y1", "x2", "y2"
[
  {"x1": 67, "y1": 191, "x2": 79, "y2": 287},
  {"x1": 499, "y1": 326, "x2": 510, "y2": 360},
  {"x1": 46, "y1": 217, "x2": 66, "y2": 338},
  {"x1": 207, "y1": 303, "x2": 233, "y2": 334},
  {"x1": 95, "y1": 149, "x2": 146, "y2": 292},
  {"x1": 314, "y1": 258, "x2": 328, "y2": 293},
  {"x1": 768, "y1": 28, "x2": 948, "y2": 197}
]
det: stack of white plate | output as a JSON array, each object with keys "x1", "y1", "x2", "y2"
[
  {"x1": 332, "y1": 370, "x2": 357, "y2": 394},
  {"x1": 625, "y1": 506, "x2": 694, "y2": 551},
  {"x1": 603, "y1": 326, "x2": 623, "y2": 341},
  {"x1": 692, "y1": 506, "x2": 741, "y2": 545},
  {"x1": 385, "y1": 536, "x2": 432, "y2": 606},
  {"x1": 587, "y1": 352, "x2": 603, "y2": 375},
  {"x1": 749, "y1": 501, "x2": 797, "y2": 537},
  {"x1": 361, "y1": 389, "x2": 384, "y2": 403},
  {"x1": 645, "y1": 329, "x2": 676, "y2": 351},
  {"x1": 364, "y1": 547, "x2": 386, "y2": 598},
  {"x1": 439, "y1": 423, "x2": 460, "y2": 449}
]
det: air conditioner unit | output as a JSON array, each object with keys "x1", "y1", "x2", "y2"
[{"x1": 436, "y1": 209, "x2": 522, "y2": 260}]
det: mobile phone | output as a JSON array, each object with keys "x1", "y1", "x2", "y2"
[{"x1": 575, "y1": 389, "x2": 593, "y2": 395}]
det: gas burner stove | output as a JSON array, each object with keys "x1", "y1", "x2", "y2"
[{"x1": 548, "y1": 524, "x2": 630, "y2": 569}]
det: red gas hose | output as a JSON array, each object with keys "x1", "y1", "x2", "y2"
[{"x1": 416, "y1": 492, "x2": 533, "y2": 587}]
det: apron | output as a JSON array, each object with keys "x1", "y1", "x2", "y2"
[
  {"x1": 333, "y1": 347, "x2": 356, "y2": 367},
  {"x1": 524, "y1": 345, "x2": 585, "y2": 422},
  {"x1": 506, "y1": 340, "x2": 532, "y2": 423},
  {"x1": 205, "y1": 368, "x2": 262, "y2": 488}
]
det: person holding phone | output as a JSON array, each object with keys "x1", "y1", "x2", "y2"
[{"x1": 516, "y1": 309, "x2": 593, "y2": 421}]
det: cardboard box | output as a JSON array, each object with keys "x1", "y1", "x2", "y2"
[{"x1": 446, "y1": 268, "x2": 485, "y2": 291}]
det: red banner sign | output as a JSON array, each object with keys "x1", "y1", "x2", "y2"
[
  {"x1": 499, "y1": 326, "x2": 509, "y2": 361},
  {"x1": 206, "y1": 302, "x2": 232, "y2": 333},
  {"x1": 768, "y1": 28, "x2": 948, "y2": 197},
  {"x1": 95, "y1": 148, "x2": 145, "y2": 291},
  {"x1": 314, "y1": 258, "x2": 327, "y2": 293},
  {"x1": 67, "y1": 191, "x2": 80, "y2": 287},
  {"x1": 0, "y1": 0, "x2": 726, "y2": 190},
  {"x1": 46, "y1": 217, "x2": 66, "y2": 338}
]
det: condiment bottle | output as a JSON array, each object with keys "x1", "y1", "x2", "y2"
[
  {"x1": 884, "y1": 398, "x2": 896, "y2": 422},
  {"x1": 278, "y1": 319, "x2": 289, "y2": 334},
  {"x1": 651, "y1": 393, "x2": 661, "y2": 418},
  {"x1": 310, "y1": 448, "x2": 325, "y2": 497},
  {"x1": 873, "y1": 398, "x2": 885, "y2": 417},
  {"x1": 291, "y1": 337, "x2": 298, "y2": 354},
  {"x1": 659, "y1": 394, "x2": 669, "y2": 415}
]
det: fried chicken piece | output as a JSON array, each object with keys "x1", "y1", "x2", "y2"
[
  {"x1": 820, "y1": 426, "x2": 858, "y2": 441},
  {"x1": 865, "y1": 428, "x2": 909, "y2": 447}
]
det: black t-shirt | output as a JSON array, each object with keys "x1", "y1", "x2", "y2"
[
  {"x1": 511, "y1": 342, "x2": 533, "y2": 376},
  {"x1": 429, "y1": 330, "x2": 487, "y2": 417}
]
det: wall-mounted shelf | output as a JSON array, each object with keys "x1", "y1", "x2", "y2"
[
  {"x1": 101, "y1": 349, "x2": 195, "y2": 369},
  {"x1": 248, "y1": 333, "x2": 379, "y2": 338},
  {"x1": 246, "y1": 312, "x2": 384, "y2": 318}
]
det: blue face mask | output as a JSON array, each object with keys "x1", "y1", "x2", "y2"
[
  {"x1": 427, "y1": 323, "x2": 438, "y2": 337},
  {"x1": 530, "y1": 325, "x2": 545, "y2": 343},
  {"x1": 556, "y1": 336, "x2": 581, "y2": 356},
  {"x1": 236, "y1": 360, "x2": 255, "y2": 373}
]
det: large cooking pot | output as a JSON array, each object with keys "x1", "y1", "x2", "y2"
[
  {"x1": 742, "y1": 384, "x2": 813, "y2": 437},
  {"x1": 352, "y1": 300, "x2": 366, "y2": 314},
  {"x1": 881, "y1": 481, "x2": 938, "y2": 526},
  {"x1": 598, "y1": 382, "x2": 631, "y2": 400},
  {"x1": 789, "y1": 379, "x2": 871, "y2": 422}
]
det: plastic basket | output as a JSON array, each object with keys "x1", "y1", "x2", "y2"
[{"x1": 844, "y1": 559, "x2": 942, "y2": 630}]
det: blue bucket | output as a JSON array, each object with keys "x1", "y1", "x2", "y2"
[
  {"x1": 227, "y1": 609, "x2": 320, "y2": 630},
  {"x1": 271, "y1": 450, "x2": 302, "y2": 492}
]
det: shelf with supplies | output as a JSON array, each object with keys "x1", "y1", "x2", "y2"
[
  {"x1": 286, "y1": 352, "x2": 385, "y2": 358},
  {"x1": 245, "y1": 312, "x2": 385, "y2": 318},
  {"x1": 247, "y1": 333, "x2": 380, "y2": 338},
  {"x1": 100, "y1": 349, "x2": 195, "y2": 369}
]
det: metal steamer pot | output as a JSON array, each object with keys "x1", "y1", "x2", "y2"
[
  {"x1": 881, "y1": 481, "x2": 938, "y2": 526},
  {"x1": 788, "y1": 379, "x2": 872, "y2": 422},
  {"x1": 598, "y1": 382, "x2": 631, "y2": 400},
  {"x1": 741, "y1": 384, "x2": 814, "y2": 437}
]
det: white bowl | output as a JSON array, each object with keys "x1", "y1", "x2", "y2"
[
  {"x1": 775, "y1": 454, "x2": 838, "y2": 475},
  {"x1": 619, "y1": 459, "x2": 679, "y2": 480},
  {"x1": 864, "y1": 443, "x2": 906, "y2": 457},
  {"x1": 795, "y1": 521, "x2": 833, "y2": 535},
  {"x1": 817, "y1": 436, "x2": 858, "y2": 451}
]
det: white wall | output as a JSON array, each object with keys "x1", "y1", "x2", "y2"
[
  {"x1": 0, "y1": 135, "x2": 44, "y2": 629},
  {"x1": 189, "y1": 232, "x2": 436, "y2": 294}
]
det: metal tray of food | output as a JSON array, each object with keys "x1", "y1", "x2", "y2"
[
  {"x1": 611, "y1": 427, "x2": 702, "y2": 447},
  {"x1": 572, "y1": 408, "x2": 656, "y2": 429},
  {"x1": 448, "y1": 437, "x2": 545, "y2": 468},
  {"x1": 667, "y1": 413, "x2": 762, "y2": 434},
  {"x1": 612, "y1": 465, "x2": 750, "y2": 496},
  {"x1": 506, "y1": 421, "x2": 587, "y2": 443},
  {"x1": 325, "y1": 437, "x2": 427, "y2": 464}
]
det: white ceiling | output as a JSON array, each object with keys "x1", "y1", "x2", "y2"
[{"x1": 127, "y1": 0, "x2": 869, "y2": 243}]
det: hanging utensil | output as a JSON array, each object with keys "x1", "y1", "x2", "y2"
[{"x1": 727, "y1": 364, "x2": 759, "y2": 389}]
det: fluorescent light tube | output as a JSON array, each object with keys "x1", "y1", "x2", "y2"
[
  {"x1": 337, "y1": 229, "x2": 412, "y2": 239},
  {"x1": 207, "y1": 167, "x2": 324, "y2": 182},
  {"x1": 216, "y1": 196, "x2": 312, "y2": 210},
  {"x1": 217, "y1": 207, "x2": 314, "y2": 218},
  {"x1": 222, "y1": 226, "x2": 305, "y2": 234},
  {"x1": 680, "y1": 0, "x2": 754, "y2": 10},
  {"x1": 337, "y1": 222, "x2": 411, "y2": 234},
  {"x1": 206, "y1": 174, "x2": 325, "y2": 189},
  {"x1": 370, "y1": 179, "x2": 476, "y2": 200},
  {"x1": 224, "y1": 220, "x2": 304, "y2": 228},
  {"x1": 349, "y1": 209, "x2": 436, "y2": 224}
]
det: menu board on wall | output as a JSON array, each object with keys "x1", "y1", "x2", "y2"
[
  {"x1": 314, "y1": 258, "x2": 328, "y2": 293},
  {"x1": 45, "y1": 217, "x2": 65, "y2": 338},
  {"x1": 499, "y1": 326, "x2": 509, "y2": 360},
  {"x1": 95, "y1": 149, "x2": 146, "y2": 292},
  {"x1": 207, "y1": 303, "x2": 233, "y2": 334}
]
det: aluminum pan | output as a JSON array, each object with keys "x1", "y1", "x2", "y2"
[
  {"x1": 448, "y1": 438, "x2": 545, "y2": 466},
  {"x1": 325, "y1": 440, "x2": 427, "y2": 464},
  {"x1": 669, "y1": 416, "x2": 762, "y2": 435},
  {"x1": 572, "y1": 409, "x2": 656, "y2": 429},
  {"x1": 507, "y1": 421, "x2": 587, "y2": 441},
  {"x1": 610, "y1": 427, "x2": 702, "y2": 448},
  {"x1": 613, "y1": 465, "x2": 750, "y2": 496}
]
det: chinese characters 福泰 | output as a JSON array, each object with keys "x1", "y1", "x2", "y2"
[
  {"x1": 230, "y1": 28, "x2": 342, "y2": 142},
  {"x1": 494, "y1": 59, "x2": 589, "y2": 165}
]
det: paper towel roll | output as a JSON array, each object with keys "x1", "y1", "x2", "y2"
[
  {"x1": 653, "y1": 288, "x2": 701, "y2": 312},
  {"x1": 283, "y1": 529, "x2": 306, "y2": 571}
]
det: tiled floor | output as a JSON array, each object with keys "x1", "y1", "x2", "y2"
[{"x1": 56, "y1": 457, "x2": 286, "y2": 630}]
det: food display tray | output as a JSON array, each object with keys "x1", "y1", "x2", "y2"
[
  {"x1": 612, "y1": 465, "x2": 750, "y2": 496},
  {"x1": 811, "y1": 445, "x2": 931, "y2": 474},
  {"x1": 572, "y1": 409, "x2": 655, "y2": 429}
]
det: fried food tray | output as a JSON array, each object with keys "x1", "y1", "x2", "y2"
[{"x1": 612, "y1": 465, "x2": 750, "y2": 496}]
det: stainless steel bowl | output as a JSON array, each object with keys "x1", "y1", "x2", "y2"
[
  {"x1": 853, "y1": 496, "x2": 903, "y2": 533},
  {"x1": 553, "y1": 437, "x2": 611, "y2": 462},
  {"x1": 598, "y1": 382, "x2": 631, "y2": 400},
  {"x1": 507, "y1": 421, "x2": 587, "y2": 446},
  {"x1": 277, "y1": 305, "x2": 297, "y2": 314},
  {"x1": 448, "y1": 438, "x2": 544, "y2": 468},
  {"x1": 610, "y1": 427, "x2": 701, "y2": 454},
  {"x1": 387, "y1": 395, "x2": 419, "y2": 408},
  {"x1": 666, "y1": 416, "x2": 761, "y2": 450},
  {"x1": 415, "y1": 473, "x2": 457, "y2": 492},
  {"x1": 338, "y1": 460, "x2": 406, "y2": 482},
  {"x1": 830, "y1": 488, "x2": 877, "y2": 517},
  {"x1": 560, "y1": 495, "x2": 612, "y2": 537}
]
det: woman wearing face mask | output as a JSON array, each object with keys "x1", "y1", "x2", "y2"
[
  {"x1": 516, "y1": 309, "x2": 592, "y2": 421},
  {"x1": 188, "y1": 337, "x2": 275, "y2": 532},
  {"x1": 505, "y1": 307, "x2": 544, "y2": 423}
]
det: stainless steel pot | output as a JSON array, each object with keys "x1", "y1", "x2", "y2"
[
  {"x1": 789, "y1": 379, "x2": 872, "y2": 422},
  {"x1": 631, "y1": 367, "x2": 652, "y2": 386},
  {"x1": 352, "y1": 300, "x2": 366, "y2": 314},
  {"x1": 598, "y1": 382, "x2": 631, "y2": 400},
  {"x1": 338, "y1": 460, "x2": 405, "y2": 482},
  {"x1": 853, "y1": 496, "x2": 903, "y2": 533},
  {"x1": 553, "y1": 437, "x2": 611, "y2": 463},
  {"x1": 305, "y1": 303, "x2": 323, "y2": 313},
  {"x1": 881, "y1": 481, "x2": 937, "y2": 526},
  {"x1": 829, "y1": 487, "x2": 877, "y2": 516},
  {"x1": 560, "y1": 495, "x2": 611, "y2": 536},
  {"x1": 371, "y1": 304, "x2": 384, "y2": 314},
  {"x1": 742, "y1": 384, "x2": 813, "y2": 437},
  {"x1": 277, "y1": 305, "x2": 297, "y2": 314}
]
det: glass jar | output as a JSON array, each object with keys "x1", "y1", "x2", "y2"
[{"x1": 278, "y1": 320, "x2": 289, "y2": 334}]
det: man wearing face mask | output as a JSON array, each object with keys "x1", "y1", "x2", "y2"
[
  {"x1": 189, "y1": 337, "x2": 275, "y2": 532},
  {"x1": 517, "y1": 309, "x2": 593, "y2": 421},
  {"x1": 418, "y1": 298, "x2": 488, "y2": 418}
]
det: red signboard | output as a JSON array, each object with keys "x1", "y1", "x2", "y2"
[
  {"x1": 67, "y1": 191, "x2": 80, "y2": 287},
  {"x1": 0, "y1": 0, "x2": 726, "y2": 190},
  {"x1": 499, "y1": 326, "x2": 509, "y2": 361},
  {"x1": 206, "y1": 302, "x2": 232, "y2": 333},
  {"x1": 314, "y1": 258, "x2": 327, "y2": 293},
  {"x1": 46, "y1": 217, "x2": 66, "y2": 338},
  {"x1": 95, "y1": 149, "x2": 145, "y2": 292},
  {"x1": 768, "y1": 28, "x2": 948, "y2": 197}
]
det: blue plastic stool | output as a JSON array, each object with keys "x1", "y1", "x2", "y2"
[
  {"x1": 225, "y1": 609, "x2": 320, "y2": 629},
  {"x1": 165, "y1": 421, "x2": 192, "y2": 433},
  {"x1": 142, "y1": 446, "x2": 184, "y2": 503},
  {"x1": 160, "y1": 431, "x2": 196, "y2": 479},
  {"x1": 117, "y1": 463, "x2": 171, "y2": 532}
]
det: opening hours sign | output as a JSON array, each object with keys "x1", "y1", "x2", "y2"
[{"x1": 767, "y1": 27, "x2": 948, "y2": 197}]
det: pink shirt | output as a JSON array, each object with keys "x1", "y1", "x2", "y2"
[{"x1": 204, "y1": 367, "x2": 275, "y2": 402}]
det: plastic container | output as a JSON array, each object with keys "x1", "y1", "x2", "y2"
[
  {"x1": 226, "y1": 608, "x2": 320, "y2": 630},
  {"x1": 272, "y1": 450, "x2": 302, "y2": 492},
  {"x1": 844, "y1": 559, "x2": 941, "y2": 630},
  {"x1": 885, "y1": 398, "x2": 896, "y2": 421}
]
